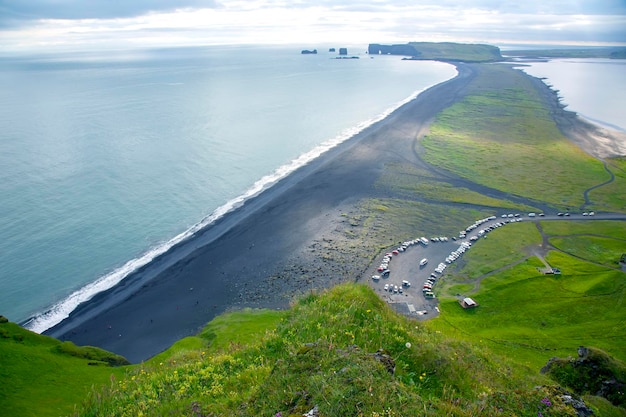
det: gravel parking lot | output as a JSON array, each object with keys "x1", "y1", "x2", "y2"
[
  {"x1": 362, "y1": 211, "x2": 626, "y2": 320},
  {"x1": 366, "y1": 237, "x2": 461, "y2": 320}
]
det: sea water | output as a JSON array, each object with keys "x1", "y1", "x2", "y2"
[
  {"x1": 518, "y1": 58, "x2": 626, "y2": 132},
  {"x1": 0, "y1": 45, "x2": 456, "y2": 331}
]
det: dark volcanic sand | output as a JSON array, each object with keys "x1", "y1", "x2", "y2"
[
  {"x1": 47, "y1": 61, "x2": 620, "y2": 364},
  {"x1": 45, "y1": 63, "x2": 477, "y2": 362}
]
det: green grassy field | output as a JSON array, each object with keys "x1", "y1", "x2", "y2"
[
  {"x1": 374, "y1": 161, "x2": 538, "y2": 211},
  {"x1": 408, "y1": 42, "x2": 503, "y2": 62},
  {"x1": 421, "y1": 65, "x2": 612, "y2": 210},
  {"x1": 74, "y1": 284, "x2": 609, "y2": 416},
  {"x1": 0, "y1": 320, "x2": 128, "y2": 417},
  {"x1": 505, "y1": 47, "x2": 626, "y2": 59},
  {"x1": 588, "y1": 157, "x2": 626, "y2": 211},
  {"x1": 428, "y1": 220, "x2": 626, "y2": 374},
  {"x1": 5, "y1": 53, "x2": 626, "y2": 416}
]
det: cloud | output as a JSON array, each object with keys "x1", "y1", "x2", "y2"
[
  {"x1": 0, "y1": 0, "x2": 218, "y2": 27},
  {"x1": 0, "y1": 0, "x2": 624, "y2": 51}
]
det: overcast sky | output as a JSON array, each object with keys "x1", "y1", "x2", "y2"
[{"x1": 1, "y1": 0, "x2": 625, "y2": 52}]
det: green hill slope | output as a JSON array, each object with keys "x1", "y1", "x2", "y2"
[
  {"x1": 368, "y1": 42, "x2": 503, "y2": 62},
  {"x1": 68, "y1": 284, "x2": 622, "y2": 416},
  {"x1": 0, "y1": 316, "x2": 129, "y2": 417}
]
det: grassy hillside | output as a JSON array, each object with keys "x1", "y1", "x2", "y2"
[
  {"x1": 504, "y1": 47, "x2": 626, "y2": 59},
  {"x1": 71, "y1": 284, "x2": 617, "y2": 416},
  {"x1": 421, "y1": 64, "x2": 618, "y2": 210},
  {"x1": 430, "y1": 220, "x2": 626, "y2": 366},
  {"x1": 368, "y1": 42, "x2": 502, "y2": 62},
  {"x1": 0, "y1": 317, "x2": 128, "y2": 417},
  {"x1": 408, "y1": 42, "x2": 503, "y2": 62}
]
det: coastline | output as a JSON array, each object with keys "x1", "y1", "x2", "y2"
[
  {"x1": 511, "y1": 58, "x2": 626, "y2": 158},
  {"x1": 45, "y1": 63, "x2": 478, "y2": 363},
  {"x1": 44, "y1": 58, "x2": 624, "y2": 364},
  {"x1": 22, "y1": 65, "x2": 451, "y2": 335}
]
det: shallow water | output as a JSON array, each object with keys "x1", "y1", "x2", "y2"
[{"x1": 519, "y1": 58, "x2": 626, "y2": 132}]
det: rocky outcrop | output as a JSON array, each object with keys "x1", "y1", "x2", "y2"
[
  {"x1": 368, "y1": 43, "x2": 418, "y2": 56},
  {"x1": 541, "y1": 346, "x2": 626, "y2": 408}
]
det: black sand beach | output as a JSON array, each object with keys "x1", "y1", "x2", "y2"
[
  {"x1": 45, "y1": 63, "x2": 477, "y2": 362},
  {"x1": 46, "y1": 60, "x2": 622, "y2": 364}
]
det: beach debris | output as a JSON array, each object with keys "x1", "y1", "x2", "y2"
[{"x1": 303, "y1": 405, "x2": 319, "y2": 417}]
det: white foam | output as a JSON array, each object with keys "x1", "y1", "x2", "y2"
[{"x1": 23, "y1": 84, "x2": 441, "y2": 334}]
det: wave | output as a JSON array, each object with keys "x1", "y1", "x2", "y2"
[{"x1": 22, "y1": 83, "x2": 440, "y2": 334}]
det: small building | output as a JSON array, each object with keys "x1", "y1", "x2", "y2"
[
  {"x1": 538, "y1": 267, "x2": 561, "y2": 275},
  {"x1": 459, "y1": 297, "x2": 478, "y2": 309},
  {"x1": 339, "y1": 47, "x2": 348, "y2": 55}
]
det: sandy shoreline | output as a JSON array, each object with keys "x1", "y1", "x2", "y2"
[
  {"x1": 516, "y1": 62, "x2": 626, "y2": 159},
  {"x1": 45, "y1": 60, "x2": 622, "y2": 364},
  {"x1": 44, "y1": 63, "x2": 477, "y2": 362}
]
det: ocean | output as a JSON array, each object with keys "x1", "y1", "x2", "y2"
[
  {"x1": 4, "y1": 48, "x2": 624, "y2": 334},
  {"x1": 518, "y1": 58, "x2": 626, "y2": 132},
  {"x1": 0, "y1": 45, "x2": 457, "y2": 331}
]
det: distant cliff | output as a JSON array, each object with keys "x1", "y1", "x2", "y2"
[
  {"x1": 369, "y1": 44, "x2": 418, "y2": 56},
  {"x1": 368, "y1": 42, "x2": 502, "y2": 62}
]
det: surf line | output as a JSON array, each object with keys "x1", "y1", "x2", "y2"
[{"x1": 23, "y1": 84, "x2": 436, "y2": 334}]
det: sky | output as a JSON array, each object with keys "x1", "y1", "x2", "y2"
[{"x1": 0, "y1": 0, "x2": 625, "y2": 52}]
